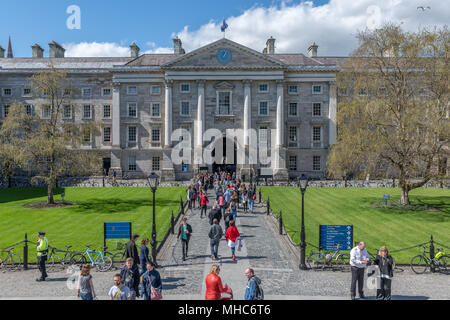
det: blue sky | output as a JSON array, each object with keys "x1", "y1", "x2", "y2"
[{"x1": 1, "y1": 0, "x2": 447, "y2": 57}]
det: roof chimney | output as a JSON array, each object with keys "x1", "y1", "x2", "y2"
[
  {"x1": 0, "y1": 46, "x2": 5, "y2": 58},
  {"x1": 173, "y1": 36, "x2": 185, "y2": 55},
  {"x1": 265, "y1": 36, "x2": 275, "y2": 54},
  {"x1": 308, "y1": 42, "x2": 318, "y2": 57},
  {"x1": 49, "y1": 41, "x2": 65, "y2": 58},
  {"x1": 32, "y1": 44, "x2": 44, "y2": 58},
  {"x1": 130, "y1": 42, "x2": 140, "y2": 58}
]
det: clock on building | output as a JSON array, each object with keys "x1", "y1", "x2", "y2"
[{"x1": 217, "y1": 48, "x2": 232, "y2": 63}]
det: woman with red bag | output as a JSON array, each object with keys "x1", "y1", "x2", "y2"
[
  {"x1": 225, "y1": 220, "x2": 240, "y2": 261},
  {"x1": 205, "y1": 265, "x2": 229, "y2": 300}
]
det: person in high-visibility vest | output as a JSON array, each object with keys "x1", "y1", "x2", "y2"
[{"x1": 36, "y1": 232, "x2": 49, "y2": 282}]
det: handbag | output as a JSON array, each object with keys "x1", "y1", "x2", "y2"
[
  {"x1": 227, "y1": 239, "x2": 236, "y2": 248},
  {"x1": 150, "y1": 279, "x2": 162, "y2": 300},
  {"x1": 237, "y1": 238, "x2": 243, "y2": 252}
]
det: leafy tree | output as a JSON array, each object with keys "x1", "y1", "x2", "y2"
[
  {"x1": 328, "y1": 24, "x2": 449, "y2": 205},
  {"x1": 0, "y1": 66, "x2": 101, "y2": 204}
]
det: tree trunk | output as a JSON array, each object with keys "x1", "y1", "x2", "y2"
[
  {"x1": 47, "y1": 183, "x2": 55, "y2": 204},
  {"x1": 400, "y1": 187, "x2": 410, "y2": 206}
]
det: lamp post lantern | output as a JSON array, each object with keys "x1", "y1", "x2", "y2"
[
  {"x1": 147, "y1": 172, "x2": 159, "y2": 267},
  {"x1": 298, "y1": 175, "x2": 309, "y2": 270}
]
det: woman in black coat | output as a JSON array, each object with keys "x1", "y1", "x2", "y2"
[{"x1": 374, "y1": 246, "x2": 394, "y2": 300}]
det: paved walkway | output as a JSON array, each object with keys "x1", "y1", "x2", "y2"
[{"x1": 0, "y1": 187, "x2": 449, "y2": 300}]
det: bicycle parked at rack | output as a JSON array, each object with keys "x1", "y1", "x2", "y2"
[
  {"x1": 0, "y1": 247, "x2": 21, "y2": 271},
  {"x1": 307, "y1": 244, "x2": 350, "y2": 271},
  {"x1": 46, "y1": 245, "x2": 77, "y2": 272},
  {"x1": 103, "y1": 242, "x2": 127, "y2": 270},
  {"x1": 70, "y1": 245, "x2": 113, "y2": 272},
  {"x1": 410, "y1": 245, "x2": 448, "y2": 274}
]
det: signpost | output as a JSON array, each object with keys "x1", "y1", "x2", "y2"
[
  {"x1": 383, "y1": 194, "x2": 390, "y2": 207},
  {"x1": 319, "y1": 225, "x2": 353, "y2": 251},
  {"x1": 104, "y1": 222, "x2": 132, "y2": 252}
]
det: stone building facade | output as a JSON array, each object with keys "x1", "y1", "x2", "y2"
[{"x1": 0, "y1": 37, "x2": 348, "y2": 181}]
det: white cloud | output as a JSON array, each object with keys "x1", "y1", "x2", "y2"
[
  {"x1": 64, "y1": 42, "x2": 130, "y2": 57},
  {"x1": 62, "y1": 0, "x2": 449, "y2": 57}
]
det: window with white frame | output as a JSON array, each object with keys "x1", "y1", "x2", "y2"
[
  {"x1": 42, "y1": 105, "x2": 51, "y2": 119},
  {"x1": 313, "y1": 155, "x2": 321, "y2": 171},
  {"x1": 152, "y1": 103, "x2": 160, "y2": 117},
  {"x1": 128, "y1": 126, "x2": 137, "y2": 142},
  {"x1": 151, "y1": 128, "x2": 161, "y2": 142},
  {"x1": 312, "y1": 85, "x2": 322, "y2": 94},
  {"x1": 313, "y1": 126, "x2": 321, "y2": 142},
  {"x1": 103, "y1": 127, "x2": 111, "y2": 142},
  {"x1": 289, "y1": 126, "x2": 297, "y2": 143},
  {"x1": 182, "y1": 162, "x2": 189, "y2": 172},
  {"x1": 259, "y1": 101, "x2": 268, "y2": 115},
  {"x1": 83, "y1": 105, "x2": 91, "y2": 119},
  {"x1": 102, "y1": 88, "x2": 111, "y2": 96},
  {"x1": 288, "y1": 103, "x2": 297, "y2": 117},
  {"x1": 83, "y1": 127, "x2": 91, "y2": 143},
  {"x1": 128, "y1": 103, "x2": 137, "y2": 117},
  {"x1": 218, "y1": 91, "x2": 231, "y2": 115},
  {"x1": 259, "y1": 126, "x2": 268, "y2": 144},
  {"x1": 103, "y1": 105, "x2": 111, "y2": 118},
  {"x1": 25, "y1": 104, "x2": 33, "y2": 115},
  {"x1": 181, "y1": 101, "x2": 190, "y2": 116},
  {"x1": 128, "y1": 86, "x2": 137, "y2": 95},
  {"x1": 289, "y1": 156, "x2": 297, "y2": 171},
  {"x1": 23, "y1": 88, "x2": 31, "y2": 97},
  {"x1": 128, "y1": 156, "x2": 137, "y2": 171},
  {"x1": 313, "y1": 103, "x2": 322, "y2": 116},
  {"x1": 63, "y1": 105, "x2": 72, "y2": 119},
  {"x1": 151, "y1": 86, "x2": 161, "y2": 95},
  {"x1": 259, "y1": 84, "x2": 268, "y2": 93},
  {"x1": 288, "y1": 85, "x2": 298, "y2": 94},
  {"x1": 152, "y1": 157, "x2": 160, "y2": 171},
  {"x1": 3, "y1": 105, "x2": 10, "y2": 117},
  {"x1": 3, "y1": 88, "x2": 12, "y2": 96},
  {"x1": 180, "y1": 83, "x2": 190, "y2": 93},
  {"x1": 82, "y1": 88, "x2": 91, "y2": 97}
]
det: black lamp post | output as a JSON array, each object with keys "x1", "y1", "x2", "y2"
[
  {"x1": 147, "y1": 172, "x2": 159, "y2": 267},
  {"x1": 298, "y1": 175, "x2": 309, "y2": 270}
]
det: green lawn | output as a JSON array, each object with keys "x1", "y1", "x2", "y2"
[
  {"x1": 261, "y1": 187, "x2": 450, "y2": 264},
  {"x1": 0, "y1": 187, "x2": 186, "y2": 262}
]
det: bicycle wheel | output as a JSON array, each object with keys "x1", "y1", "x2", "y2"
[
  {"x1": 410, "y1": 255, "x2": 428, "y2": 274},
  {"x1": 70, "y1": 253, "x2": 87, "y2": 270},
  {"x1": 335, "y1": 254, "x2": 350, "y2": 272},
  {"x1": 46, "y1": 255, "x2": 56, "y2": 272},
  {"x1": 437, "y1": 255, "x2": 448, "y2": 273},
  {"x1": 307, "y1": 252, "x2": 323, "y2": 271},
  {"x1": 96, "y1": 255, "x2": 113, "y2": 272},
  {"x1": 4, "y1": 254, "x2": 21, "y2": 271},
  {"x1": 112, "y1": 252, "x2": 125, "y2": 270}
]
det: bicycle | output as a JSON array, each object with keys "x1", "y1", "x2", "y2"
[
  {"x1": 70, "y1": 245, "x2": 113, "y2": 272},
  {"x1": 103, "y1": 242, "x2": 127, "y2": 270},
  {"x1": 368, "y1": 250, "x2": 397, "y2": 271},
  {"x1": 47, "y1": 245, "x2": 77, "y2": 272},
  {"x1": 0, "y1": 247, "x2": 22, "y2": 271},
  {"x1": 410, "y1": 245, "x2": 448, "y2": 274},
  {"x1": 307, "y1": 244, "x2": 350, "y2": 271}
]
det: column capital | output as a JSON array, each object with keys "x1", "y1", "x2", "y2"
[
  {"x1": 164, "y1": 79, "x2": 173, "y2": 88},
  {"x1": 276, "y1": 79, "x2": 285, "y2": 86},
  {"x1": 113, "y1": 82, "x2": 121, "y2": 90},
  {"x1": 243, "y1": 79, "x2": 252, "y2": 86},
  {"x1": 196, "y1": 79, "x2": 206, "y2": 87}
]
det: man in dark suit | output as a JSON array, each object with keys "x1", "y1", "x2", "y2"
[{"x1": 125, "y1": 234, "x2": 140, "y2": 266}]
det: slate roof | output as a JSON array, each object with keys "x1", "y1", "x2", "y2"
[{"x1": 0, "y1": 57, "x2": 132, "y2": 69}]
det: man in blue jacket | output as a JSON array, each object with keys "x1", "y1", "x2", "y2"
[{"x1": 244, "y1": 268, "x2": 263, "y2": 300}]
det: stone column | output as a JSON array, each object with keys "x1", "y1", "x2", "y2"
[
  {"x1": 196, "y1": 80, "x2": 205, "y2": 147},
  {"x1": 243, "y1": 80, "x2": 251, "y2": 147},
  {"x1": 273, "y1": 80, "x2": 288, "y2": 181},
  {"x1": 329, "y1": 82, "x2": 337, "y2": 145},
  {"x1": 164, "y1": 80, "x2": 173, "y2": 148},
  {"x1": 111, "y1": 83, "x2": 122, "y2": 176}
]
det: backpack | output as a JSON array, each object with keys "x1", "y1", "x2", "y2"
[
  {"x1": 124, "y1": 269, "x2": 135, "y2": 289},
  {"x1": 252, "y1": 276, "x2": 264, "y2": 300}
]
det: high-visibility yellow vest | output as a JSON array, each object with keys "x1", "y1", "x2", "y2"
[{"x1": 37, "y1": 237, "x2": 48, "y2": 256}]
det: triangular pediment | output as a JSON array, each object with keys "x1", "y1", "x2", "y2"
[
  {"x1": 161, "y1": 38, "x2": 286, "y2": 70},
  {"x1": 214, "y1": 81, "x2": 235, "y2": 89}
]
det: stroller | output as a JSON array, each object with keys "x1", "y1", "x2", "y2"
[{"x1": 220, "y1": 286, "x2": 233, "y2": 300}]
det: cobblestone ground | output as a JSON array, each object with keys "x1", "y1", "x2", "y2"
[{"x1": 0, "y1": 188, "x2": 449, "y2": 300}]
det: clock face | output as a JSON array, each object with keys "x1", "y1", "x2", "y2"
[{"x1": 217, "y1": 48, "x2": 232, "y2": 63}]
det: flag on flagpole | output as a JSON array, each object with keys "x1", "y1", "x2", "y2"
[{"x1": 221, "y1": 19, "x2": 228, "y2": 32}]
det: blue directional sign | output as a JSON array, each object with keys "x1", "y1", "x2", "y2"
[
  {"x1": 104, "y1": 222, "x2": 132, "y2": 240},
  {"x1": 319, "y1": 225, "x2": 353, "y2": 251}
]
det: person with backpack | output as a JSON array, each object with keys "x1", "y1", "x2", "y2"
[
  {"x1": 208, "y1": 204, "x2": 222, "y2": 226},
  {"x1": 141, "y1": 261, "x2": 163, "y2": 300},
  {"x1": 208, "y1": 219, "x2": 223, "y2": 260},
  {"x1": 244, "y1": 268, "x2": 264, "y2": 300},
  {"x1": 223, "y1": 208, "x2": 232, "y2": 233},
  {"x1": 120, "y1": 258, "x2": 140, "y2": 300},
  {"x1": 108, "y1": 274, "x2": 131, "y2": 300},
  {"x1": 177, "y1": 217, "x2": 193, "y2": 261}
]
